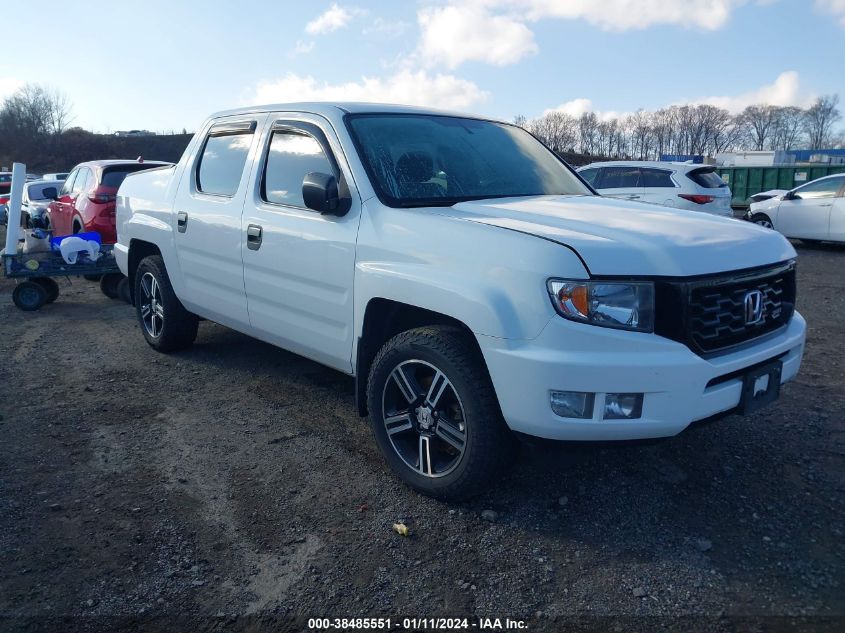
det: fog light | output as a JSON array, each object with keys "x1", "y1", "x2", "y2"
[
  {"x1": 550, "y1": 391, "x2": 595, "y2": 419},
  {"x1": 603, "y1": 393, "x2": 643, "y2": 420}
]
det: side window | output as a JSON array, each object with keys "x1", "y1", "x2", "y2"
[
  {"x1": 599, "y1": 167, "x2": 640, "y2": 189},
  {"x1": 579, "y1": 168, "x2": 599, "y2": 186},
  {"x1": 196, "y1": 122, "x2": 255, "y2": 196},
  {"x1": 262, "y1": 130, "x2": 335, "y2": 207},
  {"x1": 640, "y1": 168, "x2": 675, "y2": 188},
  {"x1": 60, "y1": 169, "x2": 78, "y2": 195},
  {"x1": 73, "y1": 168, "x2": 92, "y2": 194},
  {"x1": 793, "y1": 176, "x2": 844, "y2": 200}
]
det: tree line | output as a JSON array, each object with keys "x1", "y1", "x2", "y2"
[
  {"x1": 515, "y1": 96, "x2": 843, "y2": 160},
  {"x1": 0, "y1": 84, "x2": 190, "y2": 172}
]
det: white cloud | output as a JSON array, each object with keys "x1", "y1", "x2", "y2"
[
  {"x1": 544, "y1": 98, "x2": 593, "y2": 118},
  {"x1": 690, "y1": 70, "x2": 815, "y2": 112},
  {"x1": 414, "y1": 1, "x2": 759, "y2": 70},
  {"x1": 510, "y1": 0, "x2": 746, "y2": 31},
  {"x1": 305, "y1": 3, "x2": 361, "y2": 35},
  {"x1": 815, "y1": 0, "x2": 845, "y2": 26},
  {"x1": 0, "y1": 77, "x2": 23, "y2": 101},
  {"x1": 543, "y1": 98, "x2": 628, "y2": 121},
  {"x1": 416, "y1": 4, "x2": 537, "y2": 68},
  {"x1": 248, "y1": 70, "x2": 489, "y2": 111},
  {"x1": 538, "y1": 71, "x2": 816, "y2": 122},
  {"x1": 292, "y1": 40, "x2": 315, "y2": 55},
  {"x1": 362, "y1": 17, "x2": 409, "y2": 37}
]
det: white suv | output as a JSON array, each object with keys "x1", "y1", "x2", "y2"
[{"x1": 578, "y1": 161, "x2": 733, "y2": 216}]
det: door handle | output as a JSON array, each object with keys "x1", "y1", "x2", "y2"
[
  {"x1": 177, "y1": 211, "x2": 188, "y2": 233},
  {"x1": 628, "y1": 195, "x2": 641, "y2": 199},
  {"x1": 246, "y1": 224, "x2": 263, "y2": 250},
  {"x1": 819, "y1": 203, "x2": 832, "y2": 207}
]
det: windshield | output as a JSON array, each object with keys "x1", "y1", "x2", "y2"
[{"x1": 346, "y1": 114, "x2": 591, "y2": 207}]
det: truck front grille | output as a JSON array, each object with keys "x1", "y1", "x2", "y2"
[{"x1": 654, "y1": 261, "x2": 796, "y2": 356}]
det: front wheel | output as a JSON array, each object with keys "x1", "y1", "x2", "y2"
[
  {"x1": 367, "y1": 326, "x2": 514, "y2": 499},
  {"x1": 134, "y1": 255, "x2": 198, "y2": 352},
  {"x1": 750, "y1": 212, "x2": 774, "y2": 229}
]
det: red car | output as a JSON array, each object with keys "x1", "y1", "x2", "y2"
[
  {"x1": 48, "y1": 159, "x2": 169, "y2": 243},
  {"x1": 0, "y1": 172, "x2": 11, "y2": 208}
]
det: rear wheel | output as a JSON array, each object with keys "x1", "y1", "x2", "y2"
[
  {"x1": 32, "y1": 277, "x2": 59, "y2": 303},
  {"x1": 134, "y1": 255, "x2": 198, "y2": 352},
  {"x1": 99, "y1": 273, "x2": 124, "y2": 299},
  {"x1": 367, "y1": 326, "x2": 514, "y2": 499},
  {"x1": 12, "y1": 281, "x2": 48, "y2": 311},
  {"x1": 750, "y1": 213, "x2": 774, "y2": 229}
]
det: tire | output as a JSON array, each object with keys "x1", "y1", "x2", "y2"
[
  {"x1": 32, "y1": 277, "x2": 59, "y2": 303},
  {"x1": 72, "y1": 218, "x2": 83, "y2": 234},
  {"x1": 750, "y1": 213, "x2": 774, "y2": 229},
  {"x1": 134, "y1": 255, "x2": 198, "y2": 352},
  {"x1": 367, "y1": 325, "x2": 514, "y2": 499},
  {"x1": 117, "y1": 277, "x2": 131, "y2": 304},
  {"x1": 13, "y1": 281, "x2": 48, "y2": 311},
  {"x1": 99, "y1": 273, "x2": 124, "y2": 299}
]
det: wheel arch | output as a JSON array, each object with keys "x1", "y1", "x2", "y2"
[
  {"x1": 127, "y1": 239, "x2": 163, "y2": 304},
  {"x1": 354, "y1": 298, "x2": 487, "y2": 417}
]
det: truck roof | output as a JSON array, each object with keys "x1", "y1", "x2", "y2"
[{"x1": 208, "y1": 102, "x2": 490, "y2": 121}]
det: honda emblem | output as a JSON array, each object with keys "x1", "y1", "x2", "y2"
[{"x1": 744, "y1": 290, "x2": 764, "y2": 325}]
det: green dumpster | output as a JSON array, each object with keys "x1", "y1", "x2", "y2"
[{"x1": 718, "y1": 164, "x2": 845, "y2": 209}]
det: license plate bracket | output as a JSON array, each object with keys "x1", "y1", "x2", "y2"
[{"x1": 738, "y1": 360, "x2": 782, "y2": 415}]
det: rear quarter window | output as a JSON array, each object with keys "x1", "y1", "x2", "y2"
[{"x1": 640, "y1": 168, "x2": 675, "y2": 188}]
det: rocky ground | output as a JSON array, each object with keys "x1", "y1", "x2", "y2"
[{"x1": 0, "y1": 225, "x2": 843, "y2": 632}]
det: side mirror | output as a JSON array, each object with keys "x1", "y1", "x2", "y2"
[
  {"x1": 782, "y1": 191, "x2": 795, "y2": 201},
  {"x1": 302, "y1": 172, "x2": 349, "y2": 216},
  {"x1": 42, "y1": 186, "x2": 58, "y2": 200}
]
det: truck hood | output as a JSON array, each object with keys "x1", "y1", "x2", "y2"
[{"x1": 449, "y1": 195, "x2": 795, "y2": 277}]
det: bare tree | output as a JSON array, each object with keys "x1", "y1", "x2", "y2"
[
  {"x1": 740, "y1": 104, "x2": 778, "y2": 150},
  {"x1": 0, "y1": 83, "x2": 75, "y2": 169},
  {"x1": 804, "y1": 95, "x2": 841, "y2": 149},
  {"x1": 768, "y1": 106, "x2": 805, "y2": 151}
]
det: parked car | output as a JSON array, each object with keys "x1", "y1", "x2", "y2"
[
  {"x1": 48, "y1": 159, "x2": 169, "y2": 243},
  {"x1": 116, "y1": 103, "x2": 805, "y2": 498},
  {"x1": 0, "y1": 172, "x2": 11, "y2": 216},
  {"x1": 41, "y1": 172, "x2": 69, "y2": 181},
  {"x1": 747, "y1": 189, "x2": 788, "y2": 205},
  {"x1": 745, "y1": 174, "x2": 845, "y2": 244},
  {"x1": 578, "y1": 161, "x2": 733, "y2": 216},
  {"x1": 20, "y1": 180, "x2": 65, "y2": 228}
]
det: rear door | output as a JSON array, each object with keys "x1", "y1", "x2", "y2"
[
  {"x1": 594, "y1": 166, "x2": 644, "y2": 202},
  {"x1": 241, "y1": 114, "x2": 362, "y2": 372},
  {"x1": 777, "y1": 175, "x2": 845, "y2": 240},
  {"x1": 638, "y1": 167, "x2": 678, "y2": 206},
  {"x1": 172, "y1": 115, "x2": 267, "y2": 329}
]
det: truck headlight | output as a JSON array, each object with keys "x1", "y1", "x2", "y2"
[{"x1": 547, "y1": 279, "x2": 654, "y2": 332}]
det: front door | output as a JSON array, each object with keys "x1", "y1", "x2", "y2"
[
  {"x1": 49, "y1": 168, "x2": 80, "y2": 235},
  {"x1": 241, "y1": 114, "x2": 362, "y2": 372},
  {"x1": 172, "y1": 115, "x2": 266, "y2": 329},
  {"x1": 777, "y1": 175, "x2": 844, "y2": 240}
]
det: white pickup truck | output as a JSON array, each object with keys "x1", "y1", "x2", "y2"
[{"x1": 115, "y1": 103, "x2": 806, "y2": 498}]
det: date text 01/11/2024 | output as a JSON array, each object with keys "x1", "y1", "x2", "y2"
[{"x1": 307, "y1": 617, "x2": 528, "y2": 630}]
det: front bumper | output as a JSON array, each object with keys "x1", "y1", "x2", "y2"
[{"x1": 478, "y1": 312, "x2": 806, "y2": 441}]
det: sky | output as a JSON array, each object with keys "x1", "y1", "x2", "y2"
[{"x1": 2, "y1": 0, "x2": 843, "y2": 133}]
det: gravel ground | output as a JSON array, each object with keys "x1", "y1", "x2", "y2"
[{"x1": 0, "y1": 225, "x2": 843, "y2": 632}]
